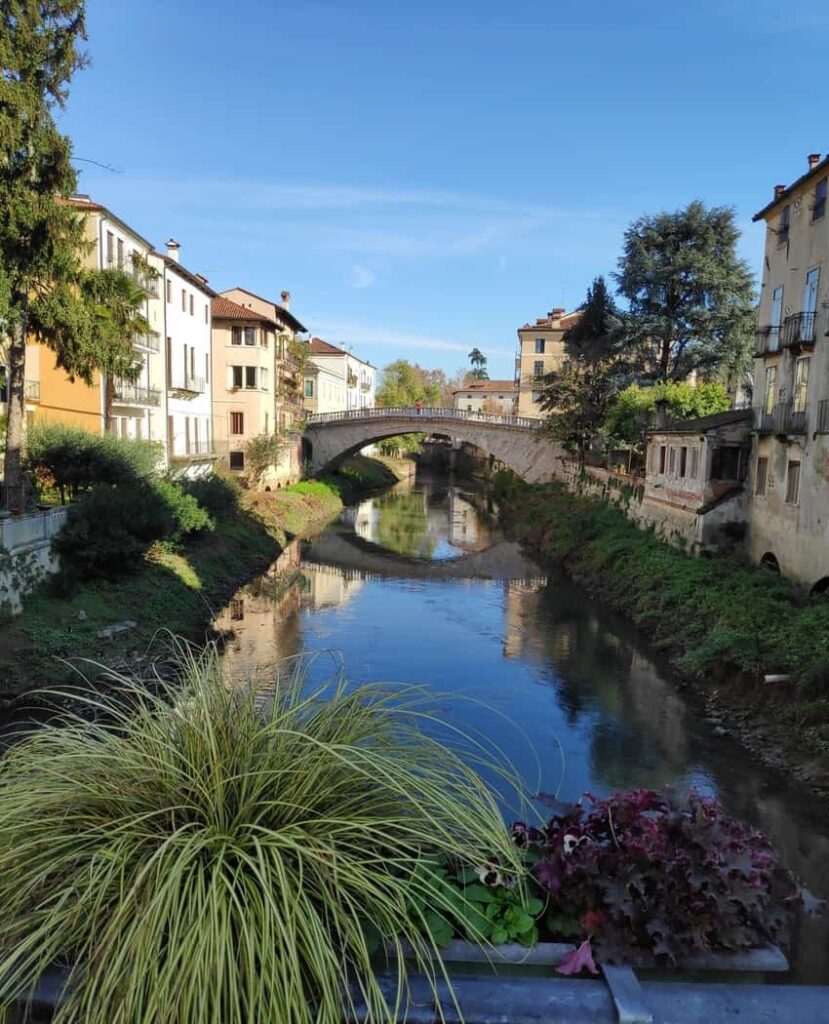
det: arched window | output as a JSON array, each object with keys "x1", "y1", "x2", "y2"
[{"x1": 760, "y1": 552, "x2": 781, "y2": 573}]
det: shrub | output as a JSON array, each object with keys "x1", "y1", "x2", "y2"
[
  {"x1": 0, "y1": 649, "x2": 523, "y2": 1024},
  {"x1": 25, "y1": 421, "x2": 162, "y2": 503},
  {"x1": 180, "y1": 472, "x2": 241, "y2": 515},
  {"x1": 52, "y1": 482, "x2": 174, "y2": 579},
  {"x1": 522, "y1": 789, "x2": 800, "y2": 963},
  {"x1": 153, "y1": 480, "x2": 213, "y2": 541}
]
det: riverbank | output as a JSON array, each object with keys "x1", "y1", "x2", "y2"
[
  {"x1": 0, "y1": 455, "x2": 408, "y2": 698},
  {"x1": 496, "y1": 477, "x2": 829, "y2": 793}
]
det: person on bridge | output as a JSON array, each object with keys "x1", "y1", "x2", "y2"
[{"x1": 415, "y1": 399, "x2": 423, "y2": 415}]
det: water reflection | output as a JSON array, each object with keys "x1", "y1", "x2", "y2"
[{"x1": 214, "y1": 472, "x2": 829, "y2": 983}]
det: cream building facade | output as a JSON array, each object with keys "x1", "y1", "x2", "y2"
[
  {"x1": 515, "y1": 307, "x2": 580, "y2": 418},
  {"x1": 303, "y1": 337, "x2": 376, "y2": 414},
  {"x1": 452, "y1": 379, "x2": 518, "y2": 415},
  {"x1": 749, "y1": 153, "x2": 829, "y2": 591}
]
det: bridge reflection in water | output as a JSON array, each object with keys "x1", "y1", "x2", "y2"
[{"x1": 214, "y1": 474, "x2": 829, "y2": 984}]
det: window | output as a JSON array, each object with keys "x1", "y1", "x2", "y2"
[
  {"x1": 262, "y1": 330, "x2": 270, "y2": 349},
  {"x1": 230, "y1": 411, "x2": 244, "y2": 435},
  {"x1": 659, "y1": 445, "x2": 667, "y2": 474},
  {"x1": 785, "y1": 459, "x2": 801, "y2": 504},
  {"x1": 106, "y1": 231, "x2": 114, "y2": 266},
  {"x1": 230, "y1": 599, "x2": 244, "y2": 621},
  {"x1": 181, "y1": 289, "x2": 186, "y2": 312},
  {"x1": 531, "y1": 391, "x2": 543, "y2": 403},
  {"x1": 245, "y1": 366, "x2": 257, "y2": 389},
  {"x1": 244, "y1": 326, "x2": 256, "y2": 346},
  {"x1": 231, "y1": 326, "x2": 242, "y2": 346},
  {"x1": 229, "y1": 451, "x2": 245, "y2": 471},
  {"x1": 204, "y1": 353, "x2": 209, "y2": 384},
  {"x1": 689, "y1": 447, "x2": 700, "y2": 480},
  {"x1": 778, "y1": 204, "x2": 790, "y2": 245},
  {"x1": 304, "y1": 379, "x2": 314, "y2": 398},
  {"x1": 755, "y1": 457, "x2": 768, "y2": 496},
  {"x1": 533, "y1": 360, "x2": 544, "y2": 378},
  {"x1": 794, "y1": 356, "x2": 810, "y2": 413},
  {"x1": 204, "y1": 304, "x2": 209, "y2": 324},
  {"x1": 679, "y1": 446, "x2": 688, "y2": 478},
  {"x1": 231, "y1": 365, "x2": 243, "y2": 389},
  {"x1": 165, "y1": 278, "x2": 172, "y2": 303},
  {"x1": 764, "y1": 365, "x2": 777, "y2": 415},
  {"x1": 260, "y1": 367, "x2": 268, "y2": 389},
  {"x1": 711, "y1": 446, "x2": 745, "y2": 481},
  {"x1": 814, "y1": 178, "x2": 827, "y2": 222},
  {"x1": 264, "y1": 412, "x2": 269, "y2": 433},
  {"x1": 668, "y1": 447, "x2": 676, "y2": 475},
  {"x1": 116, "y1": 237, "x2": 124, "y2": 267},
  {"x1": 770, "y1": 285, "x2": 783, "y2": 351},
  {"x1": 189, "y1": 294, "x2": 194, "y2": 316},
  {"x1": 534, "y1": 338, "x2": 545, "y2": 354}
]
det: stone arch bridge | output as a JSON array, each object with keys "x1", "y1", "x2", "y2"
[{"x1": 304, "y1": 407, "x2": 563, "y2": 482}]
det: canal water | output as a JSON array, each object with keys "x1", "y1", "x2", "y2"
[{"x1": 215, "y1": 470, "x2": 829, "y2": 983}]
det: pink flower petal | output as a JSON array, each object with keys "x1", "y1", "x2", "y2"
[{"x1": 555, "y1": 939, "x2": 599, "y2": 976}]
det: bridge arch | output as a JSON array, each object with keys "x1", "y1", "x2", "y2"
[{"x1": 303, "y1": 408, "x2": 564, "y2": 483}]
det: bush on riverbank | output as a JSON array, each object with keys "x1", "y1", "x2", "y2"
[
  {"x1": 499, "y1": 481, "x2": 829, "y2": 757},
  {"x1": 0, "y1": 648, "x2": 522, "y2": 1023}
]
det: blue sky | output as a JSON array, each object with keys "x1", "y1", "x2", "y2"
[{"x1": 61, "y1": 0, "x2": 829, "y2": 380}]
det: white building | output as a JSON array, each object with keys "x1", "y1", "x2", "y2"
[
  {"x1": 303, "y1": 337, "x2": 376, "y2": 414},
  {"x1": 162, "y1": 240, "x2": 216, "y2": 476}
]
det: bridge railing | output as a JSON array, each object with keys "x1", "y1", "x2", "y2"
[{"x1": 305, "y1": 406, "x2": 542, "y2": 430}]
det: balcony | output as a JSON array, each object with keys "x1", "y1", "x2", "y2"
[
  {"x1": 755, "y1": 400, "x2": 807, "y2": 436},
  {"x1": 781, "y1": 312, "x2": 817, "y2": 351},
  {"x1": 347, "y1": 374, "x2": 358, "y2": 389},
  {"x1": 361, "y1": 379, "x2": 371, "y2": 392},
  {"x1": 134, "y1": 332, "x2": 160, "y2": 352},
  {"x1": 24, "y1": 380, "x2": 41, "y2": 401},
  {"x1": 169, "y1": 375, "x2": 206, "y2": 396},
  {"x1": 171, "y1": 439, "x2": 216, "y2": 459},
  {"x1": 754, "y1": 326, "x2": 781, "y2": 357},
  {"x1": 818, "y1": 400, "x2": 829, "y2": 433},
  {"x1": 112, "y1": 381, "x2": 161, "y2": 407}
]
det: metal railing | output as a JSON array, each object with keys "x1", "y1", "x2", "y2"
[
  {"x1": 781, "y1": 311, "x2": 817, "y2": 349},
  {"x1": 755, "y1": 400, "x2": 807, "y2": 435},
  {"x1": 360, "y1": 380, "x2": 371, "y2": 392},
  {"x1": 818, "y1": 399, "x2": 829, "y2": 433},
  {"x1": 134, "y1": 332, "x2": 160, "y2": 352},
  {"x1": 24, "y1": 380, "x2": 41, "y2": 400},
  {"x1": 112, "y1": 381, "x2": 161, "y2": 407},
  {"x1": 754, "y1": 325, "x2": 781, "y2": 357},
  {"x1": 306, "y1": 406, "x2": 542, "y2": 430},
  {"x1": 169, "y1": 375, "x2": 205, "y2": 395},
  {"x1": 171, "y1": 439, "x2": 215, "y2": 458}
]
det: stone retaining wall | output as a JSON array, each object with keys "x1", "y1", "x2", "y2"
[{"x1": 0, "y1": 507, "x2": 68, "y2": 615}]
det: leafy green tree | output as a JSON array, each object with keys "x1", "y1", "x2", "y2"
[
  {"x1": 80, "y1": 268, "x2": 150, "y2": 431},
  {"x1": 604, "y1": 380, "x2": 731, "y2": 448},
  {"x1": 376, "y1": 359, "x2": 441, "y2": 407},
  {"x1": 0, "y1": 1, "x2": 89, "y2": 509},
  {"x1": 467, "y1": 347, "x2": 489, "y2": 381},
  {"x1": 614, "y1": 201, "x2": 756, "y2": 384},
  {"x1": 540, "y1": 277, "x2": 625, "y2": 466}
]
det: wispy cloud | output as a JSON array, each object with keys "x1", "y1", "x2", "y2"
[
  {"x1": 307, "y1": 318, "x2": 514, "y2": 357},
  {"x1": 348, "y1": 264, "x2": 376, "y2": 289}
]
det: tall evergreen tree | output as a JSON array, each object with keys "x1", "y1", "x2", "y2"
[
  {"x1": 614, "y1": 201, "x2": 756, "y2": 384},
  {"x1": 0, "y1": 1, "x2": 88, "y2": 509}
]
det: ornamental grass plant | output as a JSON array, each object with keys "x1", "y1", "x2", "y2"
[{"x1": 0, "y1": 646, "x2": 525, "y2": 1024}]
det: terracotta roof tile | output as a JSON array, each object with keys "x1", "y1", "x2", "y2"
[
  {"x1": 310, "y1": 336, "x2": 347, "y2": 356},
  {"x1": 211, "y1": 295, "x2": 275, "y2": 324},
  {"x1": 452, "y1": 379, "x2": 518, "y2": 394}
]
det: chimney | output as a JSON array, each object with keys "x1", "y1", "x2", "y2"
[
  {"x1": 166, "y1": 238, "x2": 180, "y2": 263},
  {"x1": 280, "y1": 290, "x2": 291, "y2": 310},
  {"x1": 809, "y1": 153, "x2": 822, "y2": 170},
  {"x1": 654, "y1": 398, "x2": 669, "y2": 430},
  {"x1": 774, "y1": 184, "x2": 786, "y2": 199}
]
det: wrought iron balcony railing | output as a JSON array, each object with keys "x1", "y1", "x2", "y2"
[
  {"x1": 781, "y1": 312, "x2": 817, "y2": 350},
  {"x1": 112, "y1": 381, "x2": 161, "y2": 407},
  {"x1": 169, "y1": 375, "x2": 206, "y2": 395},
  {"x1": 754, "y1": 326, "x2": 781, "y2": 357},
  {"x1": 755, "y1": 400, "x2": 807, "y2": 435}
]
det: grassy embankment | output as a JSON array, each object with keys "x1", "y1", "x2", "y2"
[
  {"x1": 496, "y1": 475, "x2": 829, "y2": 777},
  {"x1": 0, "y1": 456, "x2": 404, "y2": 696}
]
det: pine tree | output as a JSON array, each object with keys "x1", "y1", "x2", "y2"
[
  {"x1": 614, "y1": 201, "x2": 756, "y2": 384},
  {"x1": 0, "y1": 1, "x2": 88, "y2": 509}
]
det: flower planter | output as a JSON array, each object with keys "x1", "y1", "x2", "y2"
[{"x1": 387, "y1": 937, "x2": 788, "y2": 974}]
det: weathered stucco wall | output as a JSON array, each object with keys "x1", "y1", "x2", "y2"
[{"x1": 0, "y1": 507, "x2": 69, "y2": 615}]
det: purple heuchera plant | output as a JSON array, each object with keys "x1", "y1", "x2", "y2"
[{"x1": 517, "y1": 788, "x2": 806, "y2": 964}]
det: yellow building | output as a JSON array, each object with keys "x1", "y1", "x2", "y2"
[
  {"x1": 515, "y1": 307, "x2": 580, "y2": 418},
  {"x1": 21, "y1": 196, "x2": 166, "y2": 446}
]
